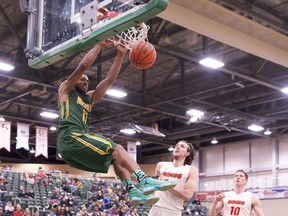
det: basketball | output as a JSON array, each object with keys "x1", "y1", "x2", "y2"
[{"x1": 129, "y1": 41, "x2": 157, "y2": 69}]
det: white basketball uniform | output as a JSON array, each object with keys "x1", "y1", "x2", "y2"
[
  {"x1": 149, "y1": 162, "x2": 191, "y2": 216},
  {"x1": 222, "y1": 190, "x2": 252, "y2": 216}
]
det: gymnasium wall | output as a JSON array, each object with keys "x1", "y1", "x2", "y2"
[{"x1": 198, "y1": 135, "x2": 288, "y2": 190}]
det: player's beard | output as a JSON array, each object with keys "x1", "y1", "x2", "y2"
[{"x1": 75, "y1": 84, "x2": 86, "y2": 95}]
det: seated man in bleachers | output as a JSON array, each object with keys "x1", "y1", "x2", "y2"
[
  {"x1": 51, "y1": 188, "x2": 61, "y2": 200},
  {"x1": 62, "y1": 179, "x2": 72, "y2": 193},
  {"x1": 44, "y1": 197, "x2": 52, "y2": 211},
  {"x1": 26, "y1": 188, "x2": 35, "y2": 199},
  {"x1": 0, "y1": 179, "x2": 6, "y2": 204},
  {"x1": 89, "y1": 183, "x2": 97, "y2": 193},
  {"x1": 18, "y1": 186, "x2": 27, "y2": 198},
  {"x1": 96, "y1": 190, "x2": 104, "y2": 201}
]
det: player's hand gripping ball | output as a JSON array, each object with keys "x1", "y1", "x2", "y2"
[{"x1": 129, "y1": 41, "x2": 157, "y2": 69}]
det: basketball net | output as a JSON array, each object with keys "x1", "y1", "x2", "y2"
[
  {"x1": 109, "y1": 23, "x2": 150, "y2": 50},
  {"x1": 98, "y1": 7, "x2": 150, "y2": 50}
]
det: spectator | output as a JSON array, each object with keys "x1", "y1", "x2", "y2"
[
  {"x1": 106, "y1": 185, "x2": 113, "y2": 195},
  {"x1": 131, "y1": 208, "x2": 139, "y2": 216},
  {"x1": 117, "y1": 191, "x2": 125, "y2": 201},
  {"x1": 109, "y1": 204, "x2": 119, "y2": 216},
  {"x1": 90, "y1": 183, "x2": 97, "y2": 193},
  {"x1": 56, "y1": 205, "x2": 62, "y2": 216},
  {"x1": 51, "y1": 188, "x2": 61, "y2": 200},
  {"x1": 48, "y1": 177, "x2": 54, "y2": 187},
  {"x1": 0, "y1": 180, "x2": 6, "y2": 203},
  {"x1": 63, "y1": 206, "x2": 72, "y2": 216},
  {"x1": 24, "y1": 208, "x2": 31, "y2": 216},
  {"x1": 62, "y1": 181, "x2": 71, "y2": 193},
  {"x1": 18, "y1": 186, "x2": 27, "y2": 198},
  {"x1": 81, "y1": 206, "x2": 89, "y2": 216},
  {"x1": 5, "y1": 201, "x2": 14, "y2": 214},
  {"x1": 13, "y1": 203, "x2": 24, "y2": 216},
  {"x1": 27, "y1": 174, "x2": 35, "y2": 185},
  {"x1": 53, "y1": 179, "x2": 62, "y2": 189},
  {"x1": 96, "y1": 190, "x2": 104, "y2": 201},
  {"x1": 0, "y1": 207, "x2": 3, "y2": 216},
  {"x1": 33, "y1": 210, "x2": 39, "y2": 216},
  {"x1": 44, "y1": 197, "x2": 52, "y2": 211},
  {"x1": 192, "y1": 200, "x2": 204, "y2": 215},
  {"x1": 92, "y1": 207, "x2": 102, "y2": 216},
  {"x1": 26, "y1": 188, "x2": 35, "y2": 199},
  {"x1": 48, "y1": 203, "x2": 58, "y2": 216},
  {"x1": 118, "y1": 205, "x2": 127, "y2": 216},
  {"x1": 87, "y1": 200, "x2": 97, "y2": 213},
  {"x1": 21, "y1": 173, "x2": 27, "y2": 182}
]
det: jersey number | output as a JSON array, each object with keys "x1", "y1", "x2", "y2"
[
  {"x1": 82, "y1": 110, "x2": 88, "y2": 123},
  {"x1": 230, "y1": 207, "x2": 240, "y2": 215}
]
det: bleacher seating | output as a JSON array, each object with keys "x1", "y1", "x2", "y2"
[{"x1": 0, "y1": 170, "x2": 210, "y2": 215}]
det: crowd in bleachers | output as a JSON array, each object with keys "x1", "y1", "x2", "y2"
[{"x1": 0, "y1": 166, "x2": 208, "y2": 216}]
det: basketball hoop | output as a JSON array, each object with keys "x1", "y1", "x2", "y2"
[{"x1": 109, "y1": 23, "x2": 150, "y2": 50}]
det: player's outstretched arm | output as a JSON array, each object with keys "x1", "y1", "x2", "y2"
[
  {"x1": 252, "y1": 194, "x2": 265, "y2": 216},
  {"x1": 208, "y1": 194, "x2": 225, "y2": 216},
  {"x1": 169, "y1": 166, "x2": 199, "y2": 201},
  {"x1": 88, "y1": 44, "x2": 127, "y2": 104},
  {"x1": 59, "y1": 40, "x2": 113, "y2": 100}
]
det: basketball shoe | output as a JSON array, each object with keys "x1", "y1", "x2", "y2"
[
  {"x1": 129, "y1": 188, "x2": 160, "y2": 206},
  {"x1": 139, "y1": 177, "x2": 177, "y2": 195}
]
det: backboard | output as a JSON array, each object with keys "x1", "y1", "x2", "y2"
[{"x1": 23, "y1": 0, "x2": 169, "y2": 69}]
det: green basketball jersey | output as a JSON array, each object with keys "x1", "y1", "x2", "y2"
[{"x1": 58, "y1": 89, "x2": 92, "y2": 133}]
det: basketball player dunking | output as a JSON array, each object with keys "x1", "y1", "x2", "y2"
[
  {"x1": 148, "y1": 140, "x2": 199, "y2": 216},
  {"x1": 209, "y1": 170, "x2": 265, "y2": 216},
  {"x1": 57, "y1": 41, "x2": 176, "y2": 206}
]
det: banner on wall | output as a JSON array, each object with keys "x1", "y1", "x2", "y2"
[
  {"x1": 0, "y1": 121, "x2": 11, "y2": 152},
  {"x1": 16, "y1": 123, "x2": 30, "y2": 150},
  {"x1": 127, "y1": 141, "x2": 137, "y2": 162},
  {"x1": 35, "y1": 126, "x2": 48, "y2": 158}
]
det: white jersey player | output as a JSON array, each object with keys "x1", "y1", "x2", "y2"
[
  {"x1": 149, "y1": 140, "x2": 199, "y2": 216},
  {"x1": 209, "y1": 170, "x2": 265, "y2": 216}
]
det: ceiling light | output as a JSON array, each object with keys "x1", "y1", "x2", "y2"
[
  {"x1": 0, "y1": 115, "x2": 5, "y2": 121},
  {"x1": 211, "y1": 137, "x2": 218, "y2": 144},
  {"x1": 186, "y1": 109, "x2": 204, "y2": 117},
  {"x1": 0, "y1": 62, "x2": 14, "y2": 71},
  {"x1": 281, "y1": 87, "x2": 288, "y2": 94},
  {"x1": 248, "y1": 124, "x2": 264, "y2": 132},
  {"x1": 50, "y1": 126, "x2": 57, "y2": 131},
  {"x1": 168, "y1": 146, "x2": 174, "y2": 151},
  {"x1": 199, "y1": 57, "x2": 224, "y2": 69},
  {"x1": 106, "y1": 89, "x2": 127, "y2": 98},
  {"x1": 135, "y1": 141, "x2": 141, "y2": 146},
  {"x1": 264, "y1": 128, "x2": 272, "y2": 135},
  {"x1": 120, "y1": 128, "x2": 136, "y2": 135},
  {"x1": 30, "y1": 148, "x2": 35, "y2": 154},
  {"x1": 40, "y1": 111, "x2": 59, "y2": 119}
]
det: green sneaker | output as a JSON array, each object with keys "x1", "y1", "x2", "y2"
[
  {"x1": 139, "y1": 177, "x2": 177, "y2": 195},
  {"x1": 128, "y1": 188, "x2": 160, "y2": 206}
]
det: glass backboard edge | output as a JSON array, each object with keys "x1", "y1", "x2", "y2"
[{"x1": 28, "y1": 0, "x2": 169, "y2": 69}]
